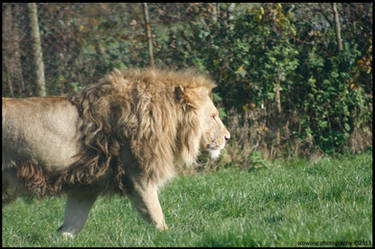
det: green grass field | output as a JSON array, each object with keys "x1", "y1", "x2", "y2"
[{"x1": 2, "y1": 152, "x2": 372, "y2": 247}]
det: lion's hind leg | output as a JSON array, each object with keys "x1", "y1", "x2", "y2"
[
  {"x1": 58, "y1": 191, "x2": 98, "y2": 237},
  {"x1": 127, "y1": 182, "x2": 168, "y2": 230}
]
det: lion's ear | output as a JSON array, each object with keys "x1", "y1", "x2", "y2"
[
  {"x1": 174, "y1": 85, "x2": 186, "y2": 102},
  {"x1": 175, "y1": 85, "x2": 197, "y2": 109}
]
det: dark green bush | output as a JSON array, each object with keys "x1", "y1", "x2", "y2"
[{"x1": 3, "y1": 3, "x2": 372, "y2": 156}]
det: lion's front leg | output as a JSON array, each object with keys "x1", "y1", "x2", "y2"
[
  {"x1": 58, "y1": 191, "x2": 98, "y2": 237},
  {"x1": 127, "y1": 182, "x2": 168, "y2": 230}
]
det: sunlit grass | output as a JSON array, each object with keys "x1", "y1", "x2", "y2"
[{"x1": 2, "y1": 153, "x2": 372, "y2": 247}]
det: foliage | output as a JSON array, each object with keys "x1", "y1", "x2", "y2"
[
  {"x1": 1, "y1": 3, "x2": 372, "y2": 155},
  {"x1": 155, "y1": 3, "x2": 372, "y2": 154}
]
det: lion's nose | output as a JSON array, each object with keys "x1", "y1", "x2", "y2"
[{"x1": 224, "y1": 134, "x2": 230, "y2": 141}]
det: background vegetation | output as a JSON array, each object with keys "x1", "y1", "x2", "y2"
[{"x1": 2, "y1": 3, "x2": 373, "y2": 159}]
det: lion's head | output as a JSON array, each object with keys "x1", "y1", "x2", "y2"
[
  {"x1": 198, "y1": 92, "x2": 230, "y2": 160},
  {"x1": 68, "y1": 68, "x2": 230, "y2": 188},
  {"x1": 174, "y1": 82, "x2": 230, "y2": 162}
]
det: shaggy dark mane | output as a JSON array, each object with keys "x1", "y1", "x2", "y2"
[{"x1": 64, "y1": 68, "x2": 215, "y2": 193}]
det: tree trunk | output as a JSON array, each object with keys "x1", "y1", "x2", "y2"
[
  {"x1": 3, "y1": 3, "x2": 25, "y2": 97},
  {"x1": 226, "y1": 3, "x2": 235, "y2": 29},
  {"x1": 275, "y1": 81, "x2": 281, "y2": 146},
  {"x1": 143, "y1": 3, "x2": 154, "y2": 68},
  {"x1": 332, "y1": 3, "x2": 343, "y2": 52},
  {"x1": 27, "y1": 3, "x2": 46, "y2": 96},
  {"x1": 211, "y1": 3, "x2": 218, "y2": 22}
]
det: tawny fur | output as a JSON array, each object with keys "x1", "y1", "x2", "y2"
[{"x1": 3, "y1": 68, "x2": 223, "y2": 199}]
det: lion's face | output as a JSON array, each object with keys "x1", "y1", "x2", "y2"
[{"x1": 198, "y1": 94, "x2": 230, "y2": 159}]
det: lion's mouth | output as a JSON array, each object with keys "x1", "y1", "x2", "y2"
[
  {"x1": 206, "y1": 142, "x2": 224, "y2": 160},
  {"x1": 209, "y1": 149, "x2": 222, "y2": 160}
]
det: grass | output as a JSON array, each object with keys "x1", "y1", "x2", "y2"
[{"x1": 2, "y1": 152, "x2": 372, "y2": 247}]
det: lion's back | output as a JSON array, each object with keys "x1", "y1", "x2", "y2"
[{"x1": 2, "y1": 97, "x2": 80, "y2": 173}]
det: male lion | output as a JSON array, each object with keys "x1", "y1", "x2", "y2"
[{"x1": 2, "y1": 68, "x2": 230, "y2": 237}]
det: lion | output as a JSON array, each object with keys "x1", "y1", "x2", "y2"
[{"x1": 2, "y1": 68, "x2": 230, "y2": 237}]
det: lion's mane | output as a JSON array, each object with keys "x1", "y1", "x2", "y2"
[{"x1": 13, "y1": 68, "x2": 216, "y2": 197}]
